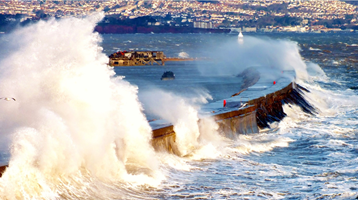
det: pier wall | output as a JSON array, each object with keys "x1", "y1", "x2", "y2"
[
  {"x1": 149, "y1": 82, "x2": 314, "y2": 155},
  {"x1": 0, "y1": 82, "x2": 314, "y2": 177}
]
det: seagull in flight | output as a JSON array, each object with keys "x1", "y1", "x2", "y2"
[
  {"x1": 0, "y1": 97, "x2": 16, "y2": 101},
  {"x1": 238, "y1": 103, "x2": 247, "y2": 109}
]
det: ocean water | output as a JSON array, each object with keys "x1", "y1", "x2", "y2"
[{"x1": 0, "y1": 14, "x2": 358, "y2": 199}]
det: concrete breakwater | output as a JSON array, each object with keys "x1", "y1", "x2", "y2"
[
  {"x1": 0, "y1": 69, "x2": 315, "y2": 177},
  {"x1": 150, "y1": 81, "x2": 315, "y2": 155}
]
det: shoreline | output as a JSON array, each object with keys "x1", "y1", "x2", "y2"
[{"x1": 95, "y1": 25, "x2": 231, "y2": 34}]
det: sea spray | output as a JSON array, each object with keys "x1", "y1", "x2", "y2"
[
  {"x1": 197, "y1": 36, "x2": 308, "y2": 80},
  {"x1": 140, "y1": 88, "x2": 225, "y2": 158},
  {"x1": 140, "y1": 89, "x2": 203, "y2": 156},
  {"x1": 178, "y1": 52, "x2": 189, "y2": 58},
  {"x1": 87, "y1": 33, "x2": 358, "y2": 199},
  {"x1": 192, "y1": 36, "x2": 337, "y2": 157},
  {"x1": 0, "y1": 13, "x2": 162, "y2": 199}
]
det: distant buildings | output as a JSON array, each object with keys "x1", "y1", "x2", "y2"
[
  {"x1": 0, "y1": 0, "x2": 357, "y2": 33},
  {"x1": 194, "y1": 21, "x2": 213, "y2": 29}
]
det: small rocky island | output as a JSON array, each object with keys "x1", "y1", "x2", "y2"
[{"x1": 161, "y1": 71, "x2": 175, "y2": 80}]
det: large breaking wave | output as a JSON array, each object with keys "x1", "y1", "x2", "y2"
[
  {"x1": 0, "y1": 13, "x2": 163, "y2": 199},
  {"x1": 0, "y1": 12, "x2": 354, "y2": 199}
]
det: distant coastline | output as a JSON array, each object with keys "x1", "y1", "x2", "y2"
[{"x1": 94, "y1": 25, "x2": 230, "y2": 34}]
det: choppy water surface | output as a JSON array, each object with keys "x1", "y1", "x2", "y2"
[
  {"x1": 0, "y1": 15, "x2": 357, "y2": 199},
  {"x1": 105, "y1": 33, "x2": 358, "y2": 199}
]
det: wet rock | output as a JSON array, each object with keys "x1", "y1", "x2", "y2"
[{"x1": 161, "y1": 71, "x2": 175, "y2": 80}]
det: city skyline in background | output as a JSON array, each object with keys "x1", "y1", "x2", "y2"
[{"x1": 1, "y1": 0, "x2": 358, "y2": 33}]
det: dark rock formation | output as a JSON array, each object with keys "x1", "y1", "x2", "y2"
[{"x1": 161, "y1": 71, "x2": 175, "y2": 80}]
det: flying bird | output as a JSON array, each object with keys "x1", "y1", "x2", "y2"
[
  {"x1": 0, "y1": 97, "x2": 16, "y2": 101},
  {"x1": 239, "y1": 103, "x2": 247, "y2": 109}
]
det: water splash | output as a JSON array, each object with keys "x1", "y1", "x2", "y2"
[
  {"x1": 178, "y1": 52, "x2": 189, "y2": 58},
  {"x1": 0, "y1": 13, "x2": 162, "y2": 199},
  {"x1": 197, "y1": 36, "x2": 308, "y2": 81},
  {"x1": 140, "y1": 89, "x2": 210, "y2": 156}
]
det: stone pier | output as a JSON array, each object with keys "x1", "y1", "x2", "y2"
[{"x1": 0, "y1": 68, "x2": 316, "y2": 177}]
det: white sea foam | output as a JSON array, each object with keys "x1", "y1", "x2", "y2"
[
  {"x1": 231, "y1": 134, "x2": 293, "y2": 154},
  {"x1": 0, "y1": 13, "x2": 163, "y2": 199},
  {"x1": 197, "y1": 36, "x2": 308, "y2": 80},
  {"x1": 178, "y1": 52, "x2": 189, "y2": 58},
  {"x1": 298, "y1": 78, "x2": 358, "y2": 118},
  {"x1": 1, "y1": 22, "x2": 357, "y2": 199},
  {"x1": 140, "y1": 88, "x2": 225, "y2": 159},
  {"x1": 309, "y1": 47, "x2": 321, "y2": 51}
]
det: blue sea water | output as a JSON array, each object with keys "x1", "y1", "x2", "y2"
[
  {"x1": 101, "y1": 33, "x2": 358, "y2": 199},
  {"x1": 0, "y1": 16, "x2": 357, "y2": 199}
]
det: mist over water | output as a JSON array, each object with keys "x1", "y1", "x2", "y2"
[
  {"x1": 0, "y1": 14, "x2": 357, "y2": 199},
  {"x1": 196, "y1": 36, "x2": 308, "y2": 81}
]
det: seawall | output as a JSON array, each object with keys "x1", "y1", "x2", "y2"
[
  {"x1": 0, "y1": 69, "x2": 315, "y2": 177},
  {"x1": 150, "y1": 81, "x2": 314, "y2": 155}
]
